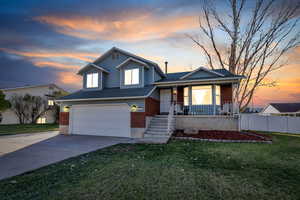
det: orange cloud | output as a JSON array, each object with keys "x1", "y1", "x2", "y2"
[
  {"x1": 57, "y1": 71, "x2": 82, "y2": 87},
  {"x1": 34, "y1": 61, "x2": 80, "y2": 70},
  {"x1": 35, "y1": 14, "x2": 198, "y2": 41},
  {"x1": 0, "y1": 48, "x2": 98, "y2": 62},
  {"x1": 253, "y1": 76, "x2": 300, "y2": 107}
]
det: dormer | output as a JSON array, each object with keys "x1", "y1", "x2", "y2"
[
  {"x1": 116, "y1": 58, "x2": 149, "y2": 89},
  {"x1": 77, "y1": 63, "x2": 109, "y2": 90}
]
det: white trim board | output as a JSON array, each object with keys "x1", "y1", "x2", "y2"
[
  {"x1": 115, "y1": 58, "x2": 149, "y2": 69},
  {"x1": 77, "y1": 63, "x2": 109, "y2": 75},
  {"x1": 154, "y1": 77, "x2": 243, "y2": 86}
]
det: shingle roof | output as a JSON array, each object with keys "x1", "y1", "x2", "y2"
[
  {"x1": 270, "y1": 103, "x2": 300, "y2": 113},
  {"x1": 156, "y1": 69, "x2": 243, "y2": 83},
  {"x1": 58, "y1": 85, "x2": 155, "y2": 101}
]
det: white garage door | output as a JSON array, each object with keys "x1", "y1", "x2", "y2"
[{"x1": 70, "y1": 104, "x2": 131, "y2": 137}]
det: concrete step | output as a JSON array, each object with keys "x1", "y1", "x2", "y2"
[
  {"x1": 149, "y1": 122, "x2": 168, "y2": 126},
  {"x1": 147, "y1": 128, "x2": 168, "y2": 132},
  {"x1": 148, "y1": 125, "x2": 168, "y2": 129},
  {"x1": 135, "y1": 137, "x2": 170, "y2": 144},
  {"x1": 155, "y1": 115, "x2": 168, "y2": 118},
  {"x1": 144, "y1": 133, "x2": 169, "y2": 137},
  {"x1": 151, "y1": 118, "x2": 168, "y2": 122},
  {"x1": 145, "y1": 130, "x2": 168, "y2": 135}
]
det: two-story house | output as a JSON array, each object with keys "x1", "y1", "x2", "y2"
[{"x1": 57, "y1": 47, "x2": 244, "y2": 139}]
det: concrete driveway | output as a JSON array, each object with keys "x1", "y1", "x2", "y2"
[{"x1": 0, "y1": 131, "x2": 133, "y2": 180}]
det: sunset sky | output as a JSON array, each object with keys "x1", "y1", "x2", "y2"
[{"x1": 0, "y1": 0, "x2": 299, "y2": 107}]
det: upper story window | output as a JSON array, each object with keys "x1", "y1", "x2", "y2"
[
  {"x1": 86, "y1": 73, "x2": 98, "y2": 88},
  {"x1": 124, "y1": 68, "x2": 139, "y2": 85}
]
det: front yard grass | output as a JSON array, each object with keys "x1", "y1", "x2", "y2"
[
  {"x1": 0, "y1": 133, "x2": 299, "y2": 200},
  {"x1": 0, "y1": 124, "x2": 59, "y2": 135}
]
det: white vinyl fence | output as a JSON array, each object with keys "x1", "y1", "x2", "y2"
[{"x1": 240, "y1": 114, "x2": 300, "y2": 134}]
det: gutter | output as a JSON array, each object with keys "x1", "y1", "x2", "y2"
[
  {"x1": 154, "y1": 77, "x2": 243, "y2": 86},
  {"x1": 55, "y1": 86, "x2": 157, "y2": 103}
]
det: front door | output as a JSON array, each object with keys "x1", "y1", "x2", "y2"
[{"x1": 160, "y1": 89, "x2": 172, "y2": 113}]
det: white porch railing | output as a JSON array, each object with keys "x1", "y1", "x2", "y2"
[
  {"x1": 167, "y1": 102, "x2": 175, "y2": 135},
  {"x1": 173, "y1": 101, "x2": 238, "y2": 115}
]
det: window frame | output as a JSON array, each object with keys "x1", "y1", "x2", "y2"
[
  {"x1": 191, "y1": 85, "x2": 213, "y2": 105},
  {"x1": 124, "y1": 68, "x2": 140, "y2": 85},
  {"x1": 86, "y1": 72, "x2": 99, "y2": 88}
]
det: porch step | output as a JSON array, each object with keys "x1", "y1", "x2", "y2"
[
  {"x1": 135, "y1": 137, "x2": 170, "y2": 144},
  {"x1": 155, "y1": 115, "x2": 168, "y2": 118},
  {"x1": 145, "y1": 130, "x2": 168, "y2": 135},
  {"x1": 142, "y1": 114, "x2": 172, "y2": 143},
  {"x1": 144, "y1": 132, "x2": 169, "y2": 137},
  {"x1": 152, "y1": 118, "x2": 168, "y2": 121},
  {"x1": 147, "y1": 127, "x2": 168, "y2": 131}
]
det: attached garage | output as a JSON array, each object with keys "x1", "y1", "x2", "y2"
[{"x1": 69, "y1": 104, "x2": 131, "y2": 137}]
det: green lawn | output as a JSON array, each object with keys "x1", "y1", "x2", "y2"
[
  {"x1": 0, "y1": 133, "x2": 299, "y2": 200},
  {"x1": 0, "y1": 124, "x2": 59, "y2": 135}
]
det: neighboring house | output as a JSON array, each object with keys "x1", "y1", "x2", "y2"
[
  {"x1": 0, "y1": 84, "x2": 68, "y2": 124},
  {"x1": 242, "y1": 107, "x2": 263, "y2": 113},
  {"x1": 260, "y1": 103, "x2": 300, "y2": 116},
  {"x1": 57, "y1": 47, "x2": 244, "y2": 138}
]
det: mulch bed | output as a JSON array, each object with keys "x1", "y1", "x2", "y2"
[{"x1": 173, "y1": 130, "x2": 272, "y2": 143}]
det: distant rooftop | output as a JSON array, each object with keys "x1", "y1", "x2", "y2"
[{"x1": 270, "y1": 103, "x2": 300, "y2": 113}]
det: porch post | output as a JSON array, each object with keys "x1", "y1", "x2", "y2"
[
  {"x1": 188, "y1": 86, "x2": 192, "y2": 113},
  {"x1": 173, "y1": 86, "x2": 177, "y2": 113},
  {"x1": 212, "y1": 85, "x2": 216, "y2": 115}
]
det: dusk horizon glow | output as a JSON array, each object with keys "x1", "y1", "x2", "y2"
[{"x1": 0, "y1": 0, "x2": 299, "y2": 107}]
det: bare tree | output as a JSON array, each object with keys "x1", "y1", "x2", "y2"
[
  {"x1": 10, "y1": 94, "x2": 50, "y2": 124},
  {"x1": 0, "y1": 90, "x2": 11, "y2": 123},
  {"x1": 188, "y1": 0, "x2": 300, "y2": 111},
  {"x1": 10, "y1": 95, "x2": 28, "y2": 124},
  {"x1": 23, "y1": 94, "x2": 49, "y2": 124}
]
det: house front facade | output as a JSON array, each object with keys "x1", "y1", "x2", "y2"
[{"x1": 58, "y1": 47, "x2": 243, "y2": 138}]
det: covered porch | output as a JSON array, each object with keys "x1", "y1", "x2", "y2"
[{"x1": 159, "y1": 83, "x2": 239, "y2": 115}]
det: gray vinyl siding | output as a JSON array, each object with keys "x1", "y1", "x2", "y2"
[
  {"x1": 83, "y1": 50, "x2": 163, "y2": 89},
  {"x1": 95, "y1": 52, "x2": 128, "y2": 88},
  {"x1": 120, "y1": 62, "x2": 145, "y2": 89},
  {"x1": 154, "y1": 69, "x2": 162, "y2": 81},
  {"x1": 61, "y1": 99, "x2": 145, "y2": 112},
  {"x1": 144, "y1": 66, "x2": 152, "y2": 85}
]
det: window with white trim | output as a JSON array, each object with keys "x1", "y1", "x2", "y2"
[
  {"x1": 86, "y1": 73, "x2": 98, "y2": 88},
  {"x1": 124, "y1": 68, "x2": 139, "y2": 85}
]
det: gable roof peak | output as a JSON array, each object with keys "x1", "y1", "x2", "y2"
[
  {"x1": 180, "y1": 66, "x2": 225, "y2": 80},
  {"x1": 115, "y1": 57, "x2": 149, "y2": 69},
  {"x1": 93, "y1": 47, "x2": 166, "y2": 77}
]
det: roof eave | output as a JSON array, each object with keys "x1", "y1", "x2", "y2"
[
  {"x1": 154, "y1": 77, "x2": 243, "y2": 85},
  {"x1": 77, "y1": 63, "x2": 109, "y2": 75},
  {"x1": 56, "y1": 86, "x2": 157, "y2": 102},
  {"x1": 115, "y1": 58, "x2": 150, "y2": 70}
]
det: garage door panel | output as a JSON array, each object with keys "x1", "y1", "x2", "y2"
[{"x1": 70, "y1": 104, "x2": 130, "y2": 137}]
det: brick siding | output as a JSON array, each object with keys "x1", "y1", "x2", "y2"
[
  {"x1": 221, "y1": 85, "x2": 232, "y2": 105},
  {"x1": 145, "y1": 97, "x2": 160, "y2": 116},
  {"x1": 59, "y1": 112, "x2": 69, "y2": 125},
  {"x1": 131, "y1": 112, "x2": 146, "y2": 128}
]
